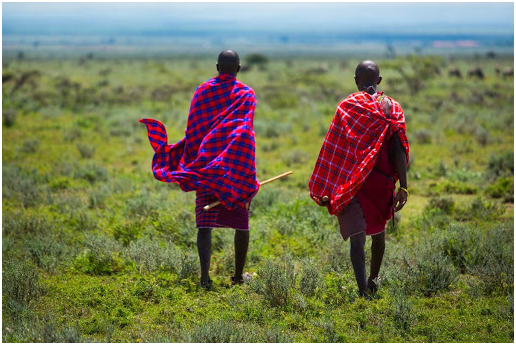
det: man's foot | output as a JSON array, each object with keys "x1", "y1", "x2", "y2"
[
  {"x1": 367, "y1": 276, "x2": 382, "y2": 296},
  {"x1": 231, "y1": 276, "x2": 244, "y2": 285},
  {"x1": 201, "y1": 279, "x2": 213, "y2": 290},
  {"x1": 232, "y1": 272, "x2": 253, "y2": 286}
]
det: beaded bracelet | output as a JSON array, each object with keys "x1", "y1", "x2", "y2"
[{"x1": 399, "y1": 187, "x2": 409, "y2": 196}]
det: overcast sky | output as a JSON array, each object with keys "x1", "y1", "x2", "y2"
[{"x1": 3, "y1": 2, "x2": 514, "y2": 35}]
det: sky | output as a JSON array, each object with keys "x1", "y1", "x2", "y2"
[{"x1": 3, "y1": 2, "x2": 514, "y2": 36}]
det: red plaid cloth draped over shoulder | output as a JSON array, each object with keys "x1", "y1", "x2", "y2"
[
  {"x1": 140, "y1": 73, "x2": 259, "y2": 210},
  {"x1": 309, "y1": 91, "x2": 409, "y2": 216}
]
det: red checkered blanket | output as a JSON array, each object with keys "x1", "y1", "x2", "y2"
[
  {"x1": 140, "y1": 73, "x2": 259, "y2": 210},
  {"x1": 309, "y1": 91, "x2": 409, "y2": 215}
]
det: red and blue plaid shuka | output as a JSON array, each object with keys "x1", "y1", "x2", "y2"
[
  {"x1": 140, "y1": 73, "x2": 259, "y2": 227},
  {"x1": 309, "y1": 91, "x2": 409, "y2": 216}
]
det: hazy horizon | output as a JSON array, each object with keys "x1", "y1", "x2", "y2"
[{"x1": 2, "y1": 2, "x2": 514, "y2": 57}]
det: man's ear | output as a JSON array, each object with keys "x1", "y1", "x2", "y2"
[
  {"x1": 354, "y1": 75, "x2": 359, "y2": 85},
  {"x1": 216, "y1": 64, "x2": 220, "y2": 72},
  {"x1": 377, "y1": 76, "x2": 382, "y2": 85},
  {"x1": 237, "y1": 65, "x2": 241, "y2": 73}
]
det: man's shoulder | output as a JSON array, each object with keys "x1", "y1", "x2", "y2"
[{"x1": 235, "y1": 79, "x2": 255, "y2": 95}]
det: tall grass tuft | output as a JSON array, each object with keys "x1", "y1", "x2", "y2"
[
  {"x1": 3, "y1": 259, "x2": 42, "y2": 313},
  {"x1": 299, "y1": 258, "x2": 323, "y2": 297},
  {"x1": 125, "y1": 238, "x2": 179, "y2": 273},
  {"x1": 251, "y1": 257, "x2": 297, "y2": 308},
  {"x1": 74, "y1": 234, "x2": 123, "y2": 275}
]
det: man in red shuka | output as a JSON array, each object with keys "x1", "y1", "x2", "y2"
[{"x1": 309, "y1": 60, "x2": 410, "y2": 297}]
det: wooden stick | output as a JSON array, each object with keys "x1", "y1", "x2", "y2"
[{"x1": 203, "y1": 171, "x2": 293, "y2": 211}]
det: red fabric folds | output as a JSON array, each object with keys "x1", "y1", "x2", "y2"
[
  {"x1": 140, "y1": 73, "x2": 259, "y2": 210},
  {"x1": 309, "y1": 91, "x2": 409, "y2": 216}
]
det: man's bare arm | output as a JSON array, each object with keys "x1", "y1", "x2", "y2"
[{"x1": 392, "y1": 132, "x2": 408, "y2": 211}]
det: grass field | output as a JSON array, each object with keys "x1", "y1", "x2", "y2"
[{"x1": 2, "y1": 53, "x2": 514, "y2": 342}]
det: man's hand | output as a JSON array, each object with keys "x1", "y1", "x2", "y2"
[
  {"x1": 319, "y1": 196, "x2": 329, "y2": 206},
  {"x1": 394, "y1": 189, "x2": 408, "y2": 212}
]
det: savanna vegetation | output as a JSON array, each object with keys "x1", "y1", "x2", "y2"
[{"x1": 2, "y1": 52, "x2": 514, "y2": 342}]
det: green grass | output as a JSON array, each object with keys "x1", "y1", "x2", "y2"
[{"x1": 2, "y1": 54, "x2": 514, "y2": 342}]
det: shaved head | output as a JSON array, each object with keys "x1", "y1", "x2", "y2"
[
  {"x1": 217, "y1": 50, "x2": 240, "y2": 75},
  {"x1": 354, "y1": 60, "x2": 382, "y2": 93}
]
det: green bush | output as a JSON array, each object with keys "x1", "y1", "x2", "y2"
[
  {"x1": 177, "y1": 251, "x2": 199, "y2": 282},
  {"x1": 25, "y1": 233, "x2": 73, "y2": 272},
  {"x1": 74, "y1": 234, "x2": 123, "y2": 275},
  {"x1": 2, "y1": 165, "x2": 42, "y2": 207},
  {"x1": 251, "y1": 257, "x2": 297, "y2": 308},
  {"x1": 467, "y1": 226, "x2": 513, "y2": 295},
  {"x1": 3, "y1": 259, "x2": 42, "y2": 312},
  {"x1": 3, "y1": 109, "x2": 17, "y2": 127},
  {"x1": 436, "y1": 180, "x2": 477, "y2": 194},
  {"x1": 487, "y1": 152, "x2": 513, "y2": 178},
  {"x1": 76, "y1": 142, "x2": 96, "y2": 159},
  {"x1": 73, "y1": 162, "x2": 108, "y2": 184},
  {"x1": 454, "y1": 197, "x2": 504, "y2": 221},
  {"x1": 185, "y1": 319, "x2": 292, "y2": 342},
  {"x1": 299, "y1": 258, "x2": 323, "y2": 297},
  {"x1": 438, "y1": 224, "x2": 482, "y2": 273},
  {"x1": 113, "y1": 220, "x2": 144, "y2": 246},
  {"x1": 412, "y1": 208, "x2": 450, "y2": 232},
  {"x1": 397, "y1": 240, "x2": 459, "y2": 297},
  {"x1": 3, "y1": 212, "x2": 52, "y2": 237},
  {"x1": 485, "y1": 177, "x2": 513, "y2": 202},
  {"x1": 426, "y1": 196, "x2": 455, "y2": 214},
  {"x1": 19, "y1": 139, "x2": 40, "y2": 154},
  {"x1": 124, "y1": 238, "x2": 179, "y2": 273}
]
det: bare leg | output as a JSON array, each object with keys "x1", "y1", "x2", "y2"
[
  {"x1": 233, "y1": 230, "x2": 249, "y2": 283},
  {"x1": 197, "y1": 228, "x2": 212, "y2": 286},
  {"x1": 349, "y1": 232, "x2": 367, "y2": 297},
  {"x1": 368, "y1": 231, "x2": 385, "y2": 290}
]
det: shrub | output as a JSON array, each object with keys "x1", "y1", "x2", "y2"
[
  {"x1": 3, "y1": 165, "x2": 41, "y2": 207},
  {"x1": 113, "y1": 220, "x2": 144, "y2": 246},
  {"x1": 63, "y1": 126, "x2": 82, "y2": 142},
  {"x1": 413, "y1": 129, "x2": 432, "y2": 144},
  {"x1": 299, "y1": 258, "x2": 323, "y2": 297},
  {"x1": 454, "y1": 197, "x2": 504, "y2": 221},
  {"x1": 3, "y1": 259, "x2": 42, "y2": 311},
  {"x1": 3, "y1": 212, "x2": 52, "y2": 237},
  {"x1": 467, "y1": 226, "x2": 513, "y2": 295},
  {"x1": 76, "y1": 142, "x2": 96, "y2": 159},
  {"x1": 251, "y1": 257, "x2": 297, "y2": 308},
  {"x1": 436, "y1": 180, "x2": 477, "y2": 194},
  {"x1": 245, "y1": 53, "x2": 268, "y2": 67},
  {"x1": 487, "y1": 152, "x2": 513, "y2": 179},
  {"x1": 426, "y1": 196, "x2": 455, "y2": 214},
  {"x1": 74, "y1": 234, "x2": 123, "y2": 275},
  {"x1": 177, "y1": 251, "x2": 199, "y2": 282},
  {"x1": 391, "y1": 291, "x2": 414, "y2": 332},
  {"x1": 43, "y1": 320, "x2": 82, "y2": 343},
  {"x1": 126, "y1": 190, "x2": 160, "y2": 218},
  {"x1": 19, "y1": 139, "x2": 39, "y2": 154},
  {"x1": 485, "y1": 177, "x2": 513, "y2": 202},
  {"x1": 412, "y1": 208, "x2": 451, "y2": 232},
  {"x1": 185, "y1": 319, "x2": 291, "y2": 342},
  {"x1": 282, "y1": 150, "x2": 309, "y2": 167},
  {"x1": 25, "y1": 233, "x2": 72, "y2": 273},
  {"x1": 324, "y1": 233, "x2": 351, "y2": 273},
  {"x1": 88, "y1": 183, "x2": 111, "y2": 208},
  {"x1": 405, "y1": 241, "x2": 459, "y2": 296},
  {"x1": 3, "y1": 109, "x2": 17, "y2": 127},
  {"x1": 74, "y1": 162, "x2": 108, "y2": 184},
  {"x1": 437, "y1": 224, "x2": 482, "y2": 273},
  {"x1": 475, "y1": 127, "x2": 491, "y2": 146},
  {"x1": 124, "y1": 238, "x2": 179, "y2": 273}
]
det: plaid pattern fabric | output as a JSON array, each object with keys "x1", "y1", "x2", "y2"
[
  {"x1": 140, "y1": 73, "x2": 259, "y2": 210},
  {"x1": 309, "y1": 91, "x2": 409, "y2": 216}
]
